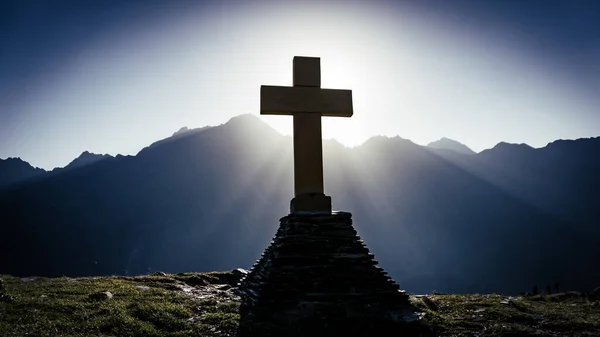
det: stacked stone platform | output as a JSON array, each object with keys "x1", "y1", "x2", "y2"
[{"x1": 237, "y1": 212, "x2": 416, "y2": 336}]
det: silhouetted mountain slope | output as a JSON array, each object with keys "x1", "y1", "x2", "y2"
[
  {"x1": 427, "y1": 137, "x2": 476, "y2": 155},
  {"x1": 141, "y1": 125, "x2": 211, "y2": 153},
  {"x1": 435, "y1": 138, "x2": 600, "y2": 235},
  {"x1": 0, "y1": 115, "x2": 291, "y2": 277},
  {"x1": 0, "y1": 157, "x2": 46, "y2": 187},
  {"x1": 59, "y1": 151, "x2": 113, "y2": 171},
  {"x1": 0, "y1": 116, "x2": 598, "y2": 295}
]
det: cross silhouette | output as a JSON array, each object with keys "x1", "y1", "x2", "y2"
[{"x1": 261, "y1": 56, "x2": 353, "y2": 213}]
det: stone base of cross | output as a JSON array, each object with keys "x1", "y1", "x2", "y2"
[
  {"x1": 261, "y1": 56, "x2": 353, "y2": 214},
  {"x1": 237, "y1": 212, "x2": 419, "y2": 336},
  {"x1": 290, "y1": 193, "x2": 331, "y2": 214}
]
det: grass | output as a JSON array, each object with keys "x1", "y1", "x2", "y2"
[
  {"x1": 0, "y1": 272, "x2": 239, "y2": 337},
  {"x1": 411, "y1": 293, "x2": 600, "y2": 336},
  {"x1": 1, "y1": 272, "x2": 598, "y2": 336}
]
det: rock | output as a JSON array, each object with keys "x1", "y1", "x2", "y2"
[
  {"x1": 590, "y1": 286, "x2": 600, "y2": 301},
  {"x1": 89, "y1": 291, "x2": 113, "y2": 301},
  {"x1": 422, "y1": 297, "x2": 439, "y2": 311},
  {"x1": 547, "y1": 292, "x2": 583, "y2": 302},
  {"x1": 215, "y1": 284, "x2": 232, "y2": 291},
  {"x1": 151, "y1": 271, "x2": 168, "y2": 277},
  {"x1": 232, "y1": 268, "x2": 249, "y2": 281},
  {"x1": 135, "y1": 286, "x2": 150, "y2": 291}
]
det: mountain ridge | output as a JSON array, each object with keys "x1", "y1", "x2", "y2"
[
  {"x1": 0, "y1": 157, "x2": 46, "y2": 187},
  {"x1": 1, "y1": 115, "x2": 598, "y2": 295},
  {"x1": 2, "y1": 114, "x2": 598, "y2": 176}
]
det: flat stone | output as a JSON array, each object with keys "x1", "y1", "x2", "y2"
[
  {"x1": 290, "y1": 194, "x2": 332, "y2": 214},
  {"x1": 89, "y1": 291, "x2": 113, "y2": 301}
]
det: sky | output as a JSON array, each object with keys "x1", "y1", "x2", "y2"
[{"x1": 1, "y1": 0, "x2": 599, "y2": 170}]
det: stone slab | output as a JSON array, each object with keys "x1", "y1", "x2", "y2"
[{"x1": 290, "y1": 193, "x2": 331, "y2": 213}]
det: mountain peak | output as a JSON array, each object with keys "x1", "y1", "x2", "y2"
[
  {"x1": 477, "y1": 141, "x2": 534, "y2": 158},
  {"x1": 1, "y1": 157, "x2": 26, "y2": 164},
  {"x1": 79, "y1": 150, "x2": 95, "y2": 157},
  {"x1": 172, "y1": 127, "x2": 194, "y2": 137},
  {"x1": 0, "y1": 157, "x2": 47, "y2": 170},
  {"x1": 491, "y1": 142, "x2": 534, "y2": 151},
  {"x1": 63, "y1": 151, "x2": 112, "y2": 170},
  {"x1": 139, "y1": 125, "x2": 212, "y2": 154},
  {"x1": 222, "y1": 114, "x2": 281, "y2": 139},
  {"x1": 170, "y1": 125, "x2": 211, "y2": 139},
  {"x1": 427, "y1": 137, "x2": 475, "y2": 155},
  {"x1": 0, "y1": 157, "x2": 46, "y2": 187},
  {"x1": 224, "y1": 113, "x2": 262, "y2": 126},
  {"x1": 544, "y1": 137, "x2": 600, "y2": 151}
]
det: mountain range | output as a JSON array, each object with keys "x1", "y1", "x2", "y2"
[{"x1": 1, "y1": 114, "x2": 599, "y2": 295}]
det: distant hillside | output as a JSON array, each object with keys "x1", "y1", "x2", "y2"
[
  {"x1": 1, "y1": 115, "x2": 599, "y2": 295},
  {"x1": 427, "y1": 137, "x2": 476, "y2": 155},
  {"x1": 0, "y1": 157, "x2": 46, "y2": 187}
]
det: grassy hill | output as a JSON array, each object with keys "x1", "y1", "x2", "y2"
[{"x1": 0, "y1": 271, "x2": 598, "y2": 336}]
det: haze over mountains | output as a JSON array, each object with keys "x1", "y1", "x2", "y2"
[{"x1": 1, "y1": 114, "x2": 599, "y2": 295}]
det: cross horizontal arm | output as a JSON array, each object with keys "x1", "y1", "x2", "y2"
[{"x1": 260, "y1": 85, "x2": 353, "y2": 117}]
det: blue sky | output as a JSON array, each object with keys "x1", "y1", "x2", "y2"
[{"x1": 1, "y1": 0, "x2": 599, "y2": 169}]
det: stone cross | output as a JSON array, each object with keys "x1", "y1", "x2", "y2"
[{"x1": 260, "y1": 56, "x2": 353, "y2": 213}]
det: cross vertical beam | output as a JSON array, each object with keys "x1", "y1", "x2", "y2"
[
  {"x1": 260, "y1": 56, "x2": 353, "y2": 214},
  {"x1": 292, "y1": 57, "x2": 324, "y2": 197}
]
